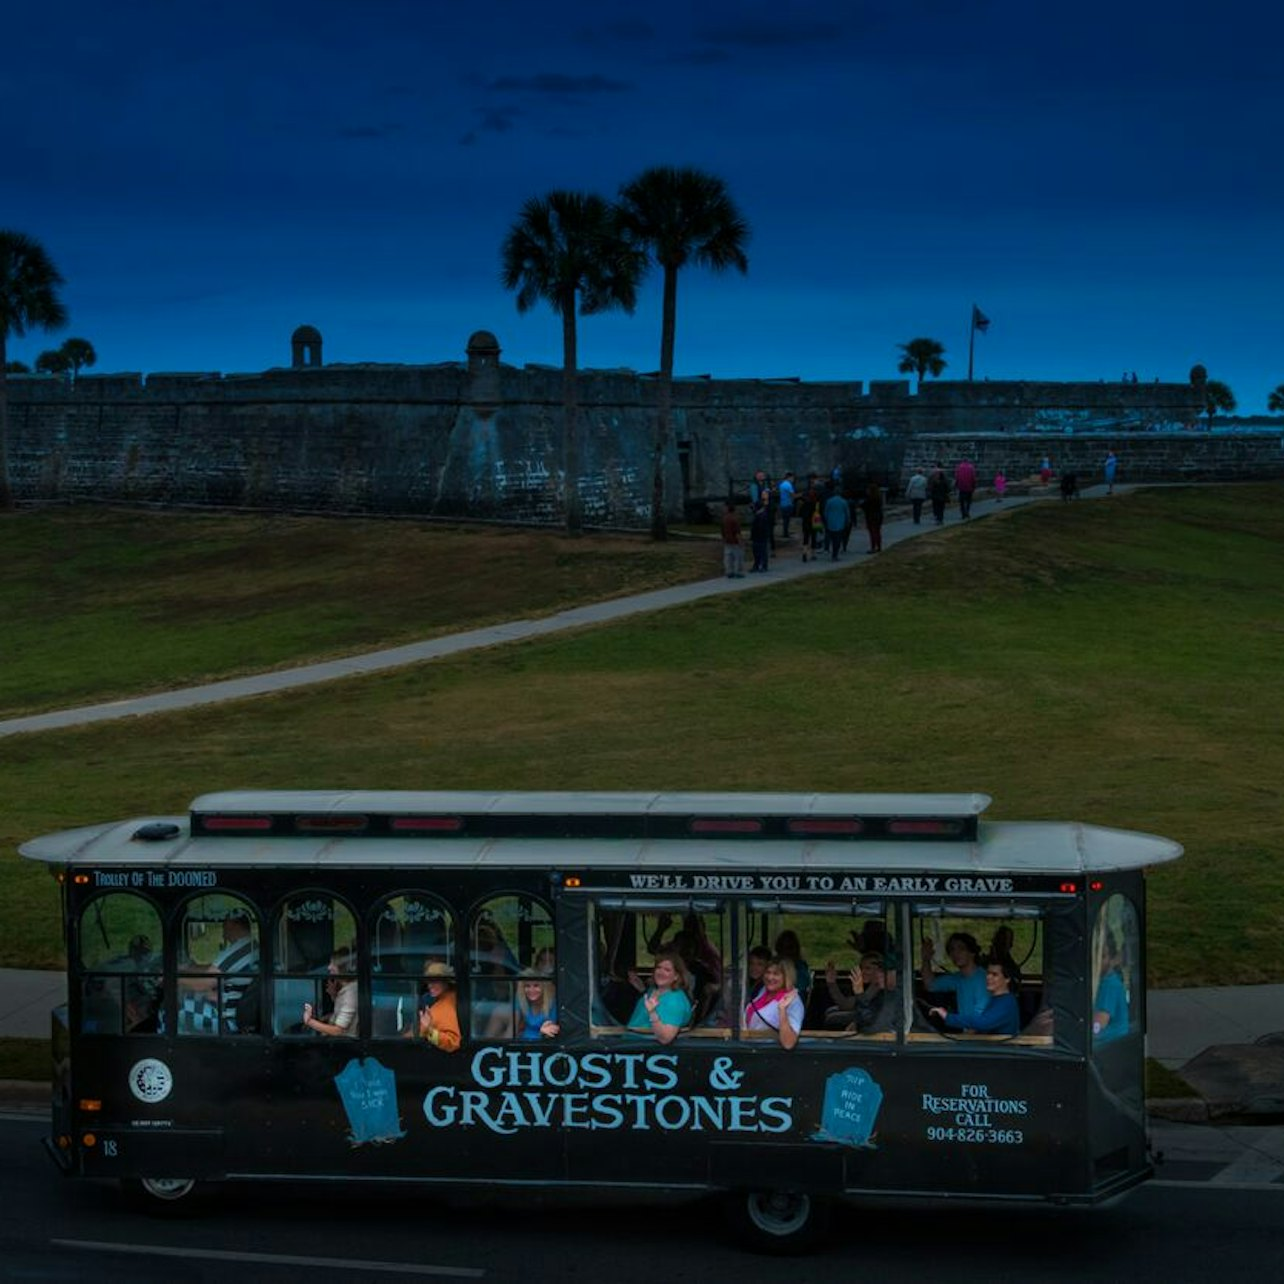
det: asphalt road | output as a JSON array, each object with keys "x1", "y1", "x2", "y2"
[{"x1": 2, "y1": 1112, "x2": 1280, "y2": 1282}]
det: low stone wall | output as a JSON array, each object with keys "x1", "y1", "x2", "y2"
[{"x1": 902, "y1": 432, "x2": 1284, "y2": 488}]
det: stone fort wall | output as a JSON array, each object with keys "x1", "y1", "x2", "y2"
[{"x1": 7, "y1": 331, "x2": 1271, "y2": 526}]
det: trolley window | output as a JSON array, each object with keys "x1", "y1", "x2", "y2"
[
  {"x1": 911, "y1": 903, "x2": 1050, "y2": 1043},
  {"x1": 76, "y1": 892, "x2": 163, "y2": 1036},
  {"x1": 370, "y1": 891, "x2": 456, "y2": 1040},
  {"x1": 1092, "y1": 894, "x2": 1139, "y2": 1046},
  {"x1": 468, "y1": 894, "x2": 556, "y2": 1041},
  {"x1": 272, "y1": 891, "x2": 358, "y2": 1037},
  {"x1": 591, "y1": 900, "x2": 727, "y2": 1035},
  {"x1": 175, "y1": 893, "x2": 261, "y2": 1036}
]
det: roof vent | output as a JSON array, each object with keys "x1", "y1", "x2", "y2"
[{"x1": 132, "y1": 822, "x2": 181, "y2": 842}]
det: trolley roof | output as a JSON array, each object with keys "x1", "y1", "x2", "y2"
[{"x1": 19, "y1": 790, "x2": 1182, "y2": 876}]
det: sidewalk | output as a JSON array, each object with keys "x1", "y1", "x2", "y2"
[{"x1": 0, "y1": 486, "x2": 1073, "y2": 739}]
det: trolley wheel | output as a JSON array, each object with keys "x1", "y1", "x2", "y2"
[
  {"x1": 724, "y1": 1188, "x2": 830, "y2": 1255},
  {"x1": 121, "y1": 1176, "x2": 209, "y2": 1216}
]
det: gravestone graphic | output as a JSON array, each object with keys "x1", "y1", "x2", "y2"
[
  {"x1": 334, "y1": 1057, "x2": 407, "y2": 1146},
  {"x1": 811, "y1": 1067, "x2": 883, "y2": 1148}
]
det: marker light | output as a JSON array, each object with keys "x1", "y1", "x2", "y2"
[
  {"x1": 787, "y1": 818, "x2": 864, "y2": 835},
  {"x1": 1090, "y1": 880, "x2": 1105, "y2": 892},
  {"x1": 81, "y1": 1133, "x2": 96, "y2": 1147},
  {"x1": 1059, "y1": 881, "x2": 1079, "y2": 894},
  {"x1": 295, "y1": 814, "x2": 368, "y2": 833},
  {"x1": 202, "y1": 816, "x2": 272, "y2": 832},
  {"x1": 73, "y1": 874, "x2": 90, "y2": 885},
  {"x1": 78, "y1": 1099, "x2": 102, "y2": 1112},
  {"x1": 564, "y1": 877, "x2": 582, "y2": 888},
  {"x1": 690, "y1": 818, "x2": 762, "y2": 834},
  {"x1": 887, "y1": 819, "x2": 963, "y2": 835},
  {"x1": 390, "y1": 816, "x2": 464, "y2": 832}
]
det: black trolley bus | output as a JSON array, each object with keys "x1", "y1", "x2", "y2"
[{"x1": 22, "y1": 790, "x2": 1180, "y2": 1252}]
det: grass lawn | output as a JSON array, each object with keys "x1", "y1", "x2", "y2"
[
  {"x1": 0, "y1": 507, "x2": 716, "y2": 718},
  {"x1": 2, "y1": 487, "x2": 1282, "y2": 985}
]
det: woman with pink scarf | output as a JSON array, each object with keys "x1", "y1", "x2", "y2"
[{"x1": 744, "y1": 957, "x2": 805, "y2": 1049}]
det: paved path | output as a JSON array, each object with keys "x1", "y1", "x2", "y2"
[{"x1": 0, "y1": 487, "x2": 1082, "y2": 739}]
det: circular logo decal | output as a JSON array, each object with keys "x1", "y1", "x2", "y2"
[{"x1": 128, "y1": 1058, "x2": 174, "y2": 1104}]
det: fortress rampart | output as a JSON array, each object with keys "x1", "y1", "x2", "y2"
[{"x1": 6, "y1": 331, "x2": 1273, "y2": 525}]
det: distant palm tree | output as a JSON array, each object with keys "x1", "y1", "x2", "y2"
[
  {"x1": 35, "y1": 348, "x2": 71, "y2": 375},
  {"x1": 0, "y1": 230, "x2": 68, "y2": 509},
  {"x1": 1268, "y1": 384, "x2": 1284, "y2": 414},
  {"x1": 617, "y1": 167, "x2": 749, "y2": 540},
  {"x1": 60, "y1": 337, "x2": 97, "y2": 376},
  {"x1": 501, "y1": 192, "x2": 642, "y2": 534},
  {"x1": 1204, "y1": 379, "x2": 1236, "y2": 424},
  {"x1": 897, "y1": 337, "x2": 948, "y2": 386}
]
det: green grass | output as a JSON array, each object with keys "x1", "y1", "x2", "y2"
[
  {"x1": 1145, "y1": 1058, "x2": 1200, "y2": 1100},
  {"x1": 0, "y1": 508, "x2": 716, "y2": 717},
  {"x1": 2, "y1": 487, "x2": 1283, "y2": 986},
  {"x1": 0, "y1": 1037, "x2": 52, "y2": 1083}
]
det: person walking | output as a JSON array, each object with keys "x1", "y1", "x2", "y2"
[
  {"x1": 749, "y1": 498, "x2": 772, "y2": 573},
  {"x1": 954, "y1": 457, "x2": 977, "y2": 520},
  {"x1": 721, "y1": 503, "x2": 745, "y2": 579},
  {"x1": 927, "y1": 463, "x2": 950, "y2": 525},
  {"x1": 905, "y1": 467, "x2": 927, "y2": 524},
  {"x1": 798, "y1": 484, "x2": 820, "y2": 562},
  {"x1": 863, "y1": 480, "x2": 884, "y2": 554},
  {"x1": 993, "y1": 469, "x2": 1007, "y2": 502},
  {"x1": 1040, "y1": 455, "x2": 1053, "y2": 486},
  {"x1": 823, "y1": 484, "x2": 849, "y2": 561},
  {"x1": 778, "y1": 471, "x2": 796, "y2": 538},
  {"x1": 1104, "y1": 450, "x2": 1118, "y2": 495}
]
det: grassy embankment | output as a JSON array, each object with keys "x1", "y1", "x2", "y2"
[{"x1": 2, "y1": 488, "x2": 1282, "y2": 987}]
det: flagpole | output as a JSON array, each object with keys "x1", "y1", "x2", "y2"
[{"x1": 968, "y1": 305, "x2": 976, "y2": 381}]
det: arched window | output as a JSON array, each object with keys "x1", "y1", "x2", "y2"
[
  {"x1": 1092, "y1": 894, "x2": 1140, "y2": 1047},
  {"x1": 175, "y1": 893, "x2": 261, "y2": 1036},
  {"x1": 272, "y1": 891, "x2": 358, "y2": 1037},
  {"x1": 369, "y1": 892, "x2": 456, "y2": 1039},
  {"x1": 77, "y1": 892, "x2": 163, "y2": 1035},
  {"x1": 468, "y1": 893, "x2": 556, "y2": 1041}
]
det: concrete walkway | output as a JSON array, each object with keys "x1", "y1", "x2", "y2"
[{"x1": 0, "y1": 486, "x2": 1077, "y2": 739}]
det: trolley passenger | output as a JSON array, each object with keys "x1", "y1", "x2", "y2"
[
  {"x1": 303, "y1": 947, "x2": 358, "y2": 1037},
  {"x1": 1093, "y1": 932, "x2": 1129, "y2": 1045},
  {"x1": 930, "y1": 959, "x2": 1020, "y2": 1035},
  {"x1": 626, "y1": 951, "x2": 692, "y2": 1044},
  {"x1": 744, "y1": 957, "x2": 804, "y2": 1049},
  {"x1": 418, "y1": 962, "x2": 462, "y2": 1051},
  {"x1": 517, "y1": 977, "x2": 559, "y2": 1040},
  {"x1": 921, "y1": 932, "x2": 987, "y2": 1023}
]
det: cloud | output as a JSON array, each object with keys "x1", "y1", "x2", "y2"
[
  {"x1": 488, "y1": 72, "x2": 633, "y2": 95},
  {"x1": 695, "y1": 18, "x2": 843, "y2": 47},
  {"x1": 337, "y1": 123, "x2": 404, "y2": 140}
]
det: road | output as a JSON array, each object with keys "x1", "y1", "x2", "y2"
[{"x1": 1, "y1": 1112, "x2": 1280, "y2": 1282}]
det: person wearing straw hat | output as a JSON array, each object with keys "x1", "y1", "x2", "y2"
[{"x1": 418, "y1": 961, "x2": 461, "y2": 1051}]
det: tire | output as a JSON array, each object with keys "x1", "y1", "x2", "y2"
[
  {"x1": 120, "y1": 1176, "x2": 209, "y2": 1216},
  {"x1": 724, "y1": 1188, "x2": 830, "y2": 1255}
]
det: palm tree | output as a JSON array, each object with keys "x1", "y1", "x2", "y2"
[
  {"x1": 35, "y1": 348, "x2": 71, "y2": 375},
  {"x1": 60, "y1": 337, "x2": 97, "y2": 376},
  {"x1": 1268, "y1": 384, "x2": 1284, "y2": 414},
  {"x1": 501, "y1": 192, "x2": 642, "y2": 535},
  {"x1": 617, "y1": 167, "x2": 749, "y2": 540},
  {"x1": 1204, "y1": 379, "x2": 1236, "y2": 424},
  {"x1": 0, "y1": 230, "x2": 68, "y2": 509},
  {"x1": 897, "y1": 337, "x2": 948, "y2": 386}
]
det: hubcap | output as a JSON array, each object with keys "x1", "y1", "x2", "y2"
[
  {"x1": 745, "y1": 1190, "x2": 810, "y2": 1236},
  {"x1": 140, "y1": 1177, "x2": 196, "y2": 1201}
]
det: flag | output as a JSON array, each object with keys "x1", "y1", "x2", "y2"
[{"x1": 972, "y1": 305, "x2": 991, "y2": 333}]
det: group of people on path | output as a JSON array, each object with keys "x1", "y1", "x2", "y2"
[
  {"x1": 720, "y1": 468, "x2": 888, "y2": 577},
  {"x1": 720, "y1": 450, "x2": 1123, "y2": 577}
]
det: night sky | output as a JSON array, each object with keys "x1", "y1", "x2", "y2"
[{"x1": 7, "y1": 0, "x2": 1282, "y2": 412}]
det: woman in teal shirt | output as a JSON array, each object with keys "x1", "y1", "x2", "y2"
[
  {"x1": 627, "y1": 952, "x2": 693, "y2": 1044},
  {"x1": 1093, "y1": 932, "x2": 1130, "y2": 1044}
]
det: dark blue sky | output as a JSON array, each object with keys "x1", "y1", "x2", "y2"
[{"x1": 7, "y1": 0, "x2": 1282, "y2": 410}]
